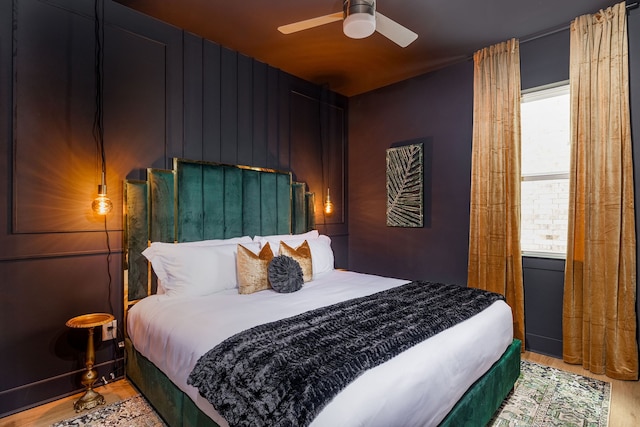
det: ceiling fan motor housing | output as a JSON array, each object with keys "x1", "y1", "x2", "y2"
[{"x1": 343, "y1": 0, "x2": 376, "y2": 39}]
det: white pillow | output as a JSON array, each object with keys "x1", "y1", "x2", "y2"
[
  {"x1": 141, "y1": 242, "x2": 260, "y2": 297},
  {"x1": 258, "y1": 234, "x2": 334, "y2": 278},
  {"x1": 149, "y1": 236, "x2": 252, "y2": 248},
  {"x1": 156, "y1": 279, "x2": 165, "y2": 295},
  {"x1": 308, "y1": 235, "x2": 335, "y2": 277},
  {"x1": 252, "y1": 229, "x2": 319, "y2": 243},
  {"x1": 143, "y1": 236, "x2": 252, "y2": 282}
]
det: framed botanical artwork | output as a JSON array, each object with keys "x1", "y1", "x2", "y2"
[{"x1": 386, "y1": 143, "x2": 423, "y2": 227}]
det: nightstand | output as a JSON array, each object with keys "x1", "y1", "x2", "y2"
[{"x1": 66, "y1": 313, "x2": 115, "y2": 412}]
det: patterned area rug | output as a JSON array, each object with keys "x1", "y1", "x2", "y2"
[
  {"x1": 490, "y1": 360, "x2": 611, "y2": 426},
  {"x1": 51, "y1": 360, "x2": 611, "y2": 427},
  {"x1": 51, "y1": 395, "x2": 165, "y2": 427}
]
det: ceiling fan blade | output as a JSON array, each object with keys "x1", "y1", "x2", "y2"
[
  {"x1": 278, "y1": 12, "x2": 343, "y2": 34},
  {"x1": 375, "y1": 12, "x2": 418, "y2": 47}
]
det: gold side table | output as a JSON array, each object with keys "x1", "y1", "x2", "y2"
[{"x1": 66, "y1": 312, "x2": 114, "y2": 412}]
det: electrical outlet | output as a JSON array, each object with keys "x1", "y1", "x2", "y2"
[{"x1": 102, "y1": 319, "x2": 117, "y2": 341}]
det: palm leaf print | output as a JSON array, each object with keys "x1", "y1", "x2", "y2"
[{"x1": 386, "y1": 143, "x2": 423, "y2": 227}]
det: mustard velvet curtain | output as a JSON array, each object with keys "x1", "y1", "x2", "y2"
[
  {"x1": 563, "y1": 2, "x2": 638, "y2": 380},
  {"x1": 468, "y1": 39, "x2": 525, "y2": 349}
]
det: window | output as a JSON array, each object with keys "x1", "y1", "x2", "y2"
[{"x1": 520, "y1": 83, "x2": 570, "y2": 257}]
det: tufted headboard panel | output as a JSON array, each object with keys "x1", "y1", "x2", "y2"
[{"x1": 123, "y1": 158, "x2": 315, "y2": 315}]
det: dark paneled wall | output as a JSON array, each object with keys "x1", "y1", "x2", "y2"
[
  {"x1": 522, "y1": 257, "x2": 565, "y2": 356},
  {"x1": 348, "y1": 61, "x2": 474, "y2": 285},
  {"x1": 0, "y1": 0, "x2": 346, "y2": 416},
  {"x1": 348, "y1": 8, "x2": 640, "y2": 358}
]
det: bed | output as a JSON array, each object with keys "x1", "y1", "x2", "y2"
[{"x1": 123, "y1": 158, "x2": 520, "y2": 427}]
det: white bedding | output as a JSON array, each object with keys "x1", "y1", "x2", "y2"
[{"x1": 127, "y1": 270, "x2": 514, "y2": 427}]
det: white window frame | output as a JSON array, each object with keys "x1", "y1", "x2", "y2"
[{"x1": 520, "y1": 81, "x2": 570, "y2": 259}]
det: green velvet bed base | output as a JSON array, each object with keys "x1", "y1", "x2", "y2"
[
  {"x1": 126, "y1": 339, "x2": 219, "y2": 427},
  {"x1": 439, "y1": 338, "x2": 521, "y2": 426},
  {"x1": 125, "y1": 338, "x2": 521, "y2": 427}
]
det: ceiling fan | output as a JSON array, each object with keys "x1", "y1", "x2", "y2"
[{"x1": 278, "y1": 0, "x2": 418, "y2": 48}]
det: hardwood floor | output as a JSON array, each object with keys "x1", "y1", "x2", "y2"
[
  {"x1": 1, "y1": 352, "x2": 638, "y2": 426},
  {"x1": 0, "y1": 380, "x2": 139, "y2": 427}
]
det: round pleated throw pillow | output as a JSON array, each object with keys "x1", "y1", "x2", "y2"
[{"x1": 268, "y1": 255, "x2": 304, "y2": 293}]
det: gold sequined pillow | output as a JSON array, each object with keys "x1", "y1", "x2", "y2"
[
  {"x1": 279, "y1": 240, "x2": 312, "y2": 282},
  {"x1": 237, "y1": 242, "x2": 274, "y2": 294}
]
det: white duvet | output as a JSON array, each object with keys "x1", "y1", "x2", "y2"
[{"x1": 127, "y1": 270, "x2": 513, "y2": 427}]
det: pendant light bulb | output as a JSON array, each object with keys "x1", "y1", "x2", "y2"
[
  {"x1": 324, "y1": 188, "x2": 334, "y2": 216},
  {"x1": 92, "y1": 172, "x2": 113, "y2": 215}
]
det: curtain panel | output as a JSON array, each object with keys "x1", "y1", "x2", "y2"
[
  {"x1": 468, "y1": 39, "x2": 525, "y2": 350},
  {"x1": 563, "y1": 1, "x2": 638, "y2": 380}
]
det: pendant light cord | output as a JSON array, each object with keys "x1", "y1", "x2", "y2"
[
  {"x1": 93, "y1": 0, "x2": 112, "y2": 313},
  {"x1": 93, "y1": 0, "x2": 118, "y2": 376},
  {"x1": 93, "y1": 0, "x2": 106, "y2": 180}
]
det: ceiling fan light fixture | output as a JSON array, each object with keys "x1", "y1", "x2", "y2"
[
  {"x1": 343, "y1": 0, "x2": 376, "y2": 39},
  {"x1": 343, "y1": 13, "x2": 375, "y2": 38},
  {"x1": 279, "y1": 0, "x2": 416, "y2": 48}
]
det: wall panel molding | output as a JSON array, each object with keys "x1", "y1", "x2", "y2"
[
  {"x1": 289, "y1": 89, "x2": 347, "y2": 233},
  {"x1": 12, "y1": 0, "x2": 181, "y2": 235}
]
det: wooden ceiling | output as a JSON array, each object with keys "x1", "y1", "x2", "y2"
[{"x1": 115, "y1": 0, "x2": 625, "y2": 96}]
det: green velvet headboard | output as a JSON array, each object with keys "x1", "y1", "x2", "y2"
[{"x1": 123, "y1": 158, "x2": 315, "y2": 317}]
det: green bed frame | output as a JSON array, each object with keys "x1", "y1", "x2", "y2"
[
  {"x1": 123, "y1": 158, "x2": 520, "y2": 426},
  {"x1": 125, "y1": 339, "x2": 520, "y2": 427}
]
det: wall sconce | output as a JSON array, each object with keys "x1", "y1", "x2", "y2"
[
  {"x1": 92, "y1": 171, "x2": 113, "y2": 215},
  {"x1": 324, "y1": 188, "x2": 334, "y2": 216}
]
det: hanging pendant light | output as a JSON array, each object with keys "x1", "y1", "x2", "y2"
[
  {"x1": 92, "y1": 171, "x2": 113, "y2": 215},
  {"x1": 324, "y1": 188, "x2": 334, "y2": 216}
]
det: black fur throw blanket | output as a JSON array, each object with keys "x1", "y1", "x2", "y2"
[{"x1": 188, "y1": 281, "x2": 505, "y2": 427}]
